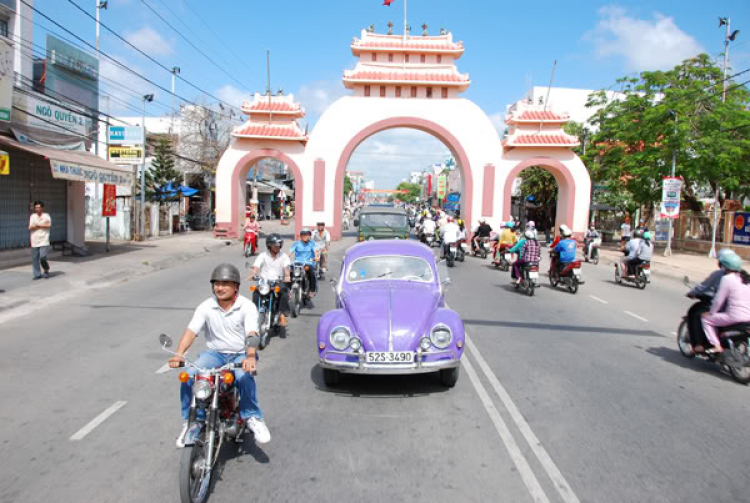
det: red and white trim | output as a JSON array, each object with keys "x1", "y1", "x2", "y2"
[
  {"x1": 343, "y1": 69, "x2": 470, "y2": 88},
  {"x1": 232, "y1": 123, "x2": 307, "y2": 141},
  {"x1": 504, "y1": 134, "x2": 579, "y2": 147}
]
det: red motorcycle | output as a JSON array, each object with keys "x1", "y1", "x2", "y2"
[
  {"x1": 244, "y1": 229, "x2": 258, "y2": 258},
  {"x1": 549, "y1": 252, "x2": 583, "y2": 294},
  {"x1": 493, "y1": 243, "x2": 513, "y2": 271}
]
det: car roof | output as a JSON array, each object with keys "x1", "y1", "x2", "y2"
[
  {"x1": 359, "y1": 206, "x2": 407, "y2": 215},
  {"x1": 344, "y1": 240, "x2": 436, "y2": 264}
]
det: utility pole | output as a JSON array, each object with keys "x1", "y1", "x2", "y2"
[
  {"x1": 170, "y1": 67, "x2": 180, "y2": 137},
  {"x1": 140, "y1": 94, "x2": 154, "y2": 240},
  {"x1": 94, "y1": 1, "x2": 106, "y2": 158},
  {"x1": 665, "y1": 112, "x2": 678, "y2": 257}
]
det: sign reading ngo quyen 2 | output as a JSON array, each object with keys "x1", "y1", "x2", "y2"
[{"x1": 27, "y1": 96, "x2": 89, "y2": 136}]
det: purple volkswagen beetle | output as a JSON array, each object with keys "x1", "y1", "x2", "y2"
[{"x1": 317, "y1": 240, "x2": 465, "y2": 387}]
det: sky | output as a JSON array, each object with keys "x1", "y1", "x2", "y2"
[{"x1": 34, "y1": 0, "x2": 750, "y2": 188}]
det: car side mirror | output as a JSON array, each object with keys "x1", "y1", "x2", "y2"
[
  {"x1": 159, "y1": 333, "x2": 173, "y2": 348},
  {"x1": 353, "y1": 219, "x2": 359, "y2": 227}
]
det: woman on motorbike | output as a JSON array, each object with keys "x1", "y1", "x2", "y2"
[{"x1": 701, "y1": 253, "x2": 750, "y2": 353}]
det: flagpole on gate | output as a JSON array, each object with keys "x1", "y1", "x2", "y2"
[{"x1": 403, "y1": 0, "x2": 407, "y2": 43}]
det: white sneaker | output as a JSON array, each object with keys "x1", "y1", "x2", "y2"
[
  {"x1": 176, "y1": 421, "x2": 188, "y2": 448},
  {"x1": 245, "y1": 417, "x2": 271, "y2": 444}
]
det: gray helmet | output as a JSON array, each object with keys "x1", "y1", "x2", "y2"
[
  {"x1": 210, "y1": 263, "x2": 241, "y2": 285},
  {"x1": 634, "y1": 228, "x2": 645, "y2": 239},
  {"x1": 266, "y1": 233, "x2": 283, "y2": 249}
]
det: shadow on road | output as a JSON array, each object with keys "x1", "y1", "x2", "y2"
[
  {"x1": 462, "y1": 318, "x2": 664, "y2": 337},
  {"x1": 310, "y1": 364, "x2": 450, "y2": 397},
  {"x1": 645, "y1": 346, "x2": 736, "y2": 383},
  {"x1": 85, "y1": 304, "x2": 195, "y2": 311}
]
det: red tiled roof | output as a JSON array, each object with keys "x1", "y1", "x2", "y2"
[
  {"x1": 233, "y1": 123, "x2": 307, "y2": 140},
  {"x1": 513, "y1": 110, "x2": 568, "y2": 122},
  {"x1": 344, "y1": 70, "x2": 469, "y2": 83},
  {"x1": 242, "y1": 100, "x2": 303, "y2": 115},
  {"x1": 509, "y1": 134, "x2": 578, "y2": 146},
  {"x1": 353, "y1": 39, "x2": 464, "y2": 52}
]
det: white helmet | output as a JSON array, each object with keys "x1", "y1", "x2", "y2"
[
  {"x1": 524, "y1": 230, "x2": 535, "y2": 239},
  {"x1": 527, "y1": 220, "x2": 536, "y2": 228},
  {"x1": 560, "y1": 224, "x2": 572, "y2": 237}
]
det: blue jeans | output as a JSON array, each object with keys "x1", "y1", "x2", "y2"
[
  {"x1": 31, "y1": 246, "x2": 50, "y2": 278},
  {"x1": 180, "y1": 350, "x2": 262, "y2": 421}
]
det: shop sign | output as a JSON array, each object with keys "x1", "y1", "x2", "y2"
[
  {"x1": 0, "y1": 39, "x2": 13, "y2": 122},
  {"x1": 102, "y1": 184, "x2": 117, "y2": 217},
  {"x1": 437, "y1": 175, "x2": 447, "y2": 199},
  {"x1": 660, "y1": 177, "x2": 683, "y2": 219},
  {"x1": 654, "y1": 219, "x2": 671, "y2": 242},
  {"x1": 0, "y1": 150, "x2": 8, "y2": 175},
  {"x1": 51, "y1": 160, "x2": 133, "y2": 186},
  {"x1": 26, "y1": 96, "x2": 89, "y2": 136},
  {"x1": 732, "y1": 212, "x2": 750, "y2": 246},
  {"x1": 108, "y1": 126, "x2": 144, "y2": 145},
  {"x1": 108, "y1": 146, "x2": 144, "y2": 164}
]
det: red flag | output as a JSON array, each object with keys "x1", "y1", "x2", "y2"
[{"x1": 383, "y1": 0, "x2": 395, "y2": 5}]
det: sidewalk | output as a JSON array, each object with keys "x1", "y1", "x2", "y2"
[{"x1": 597, "y1": 244, "x2": 717, "y2": 283}]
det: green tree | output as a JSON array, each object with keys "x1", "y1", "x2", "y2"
[
  {"x1": 519, "y1": 167, "x2": 558, "y2": 226},
  {"x1": 563, "y1": 120, "x2": 586, "y2": 156},
  {"x1": 343, "y1": 173, "x2": 353, "y2": 201},
  {"x1": 395, "y1": 181, "x2": 422, "y2": 204},
  {"x1": 147, "y1": 137, "x2": 181, "y2": 201}
]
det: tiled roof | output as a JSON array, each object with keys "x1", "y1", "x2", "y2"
[
  {"x1": 353, "y1": 39, "x2": 464, "y2": 52},
  {"x1": 241, "y1": 100, "x2": 303, "y2": 115},
  {"x1": 344, "y1": 70, "x2": 469, "y2": 84},
  {"x1": 513, "y1": 110, "x2": 568, "y2": 122},
  {"x1": 507, "y1": 134, "x2": 579, "y2": 146},
  {"x1": 233, "y1": 123, "x2": 307, "y2": 140}
]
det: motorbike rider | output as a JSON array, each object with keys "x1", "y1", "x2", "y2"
[
  {"x1": 169, "y1": 263, "x2": 270, "y2": 447},
  {"x1": 701, "y1": 254, "x2": 750, "y2": 354},
  {"x1": 472, "y1": 218, "x2": 493, "y2": 253},
  {"x1": 251, "y1": 233, "x2": 292, "y2": 327},
  {"x1": 620, "y1": 229, "x2": 644, "y2": 276},
  {"x1": 457, "y1": 219, "x2": 467, "y2": 242},
  {"x1": 244, "y1": 212, "x2": 261, "y2": 255},
  {"x1": 525, "y1": 220, "x2": 538, "y2": 239},
  {"x1": 290, "y1": 228, "x2": 320, "y2": 297},
  {"x1": 510, "y1": 230, "x2": 541, "y2": 284},
  {"x1": 441, "y1": 216, "x2": 461, "y2": 259},
  {"x1": 584, "y1": 223, "x2": 601, "y2": 259},
  {"x1": 312, "y1": 222, "x2": 331, "y2": 273},
  {"x1": 686, "y1": 249, "x2": 738, "y2": 353},
  {"x1": 420, "y1": 216, "x2": 437, "y2": 244},
  {"x1": 493, "y1": 221, "x2": 518, "y2": 263},
  {"x1": 552, "y1": 225, "x2": 576, "y2": 275}
]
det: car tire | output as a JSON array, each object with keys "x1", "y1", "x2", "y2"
[
  {"x1": 439, "y1": 367, "x2": 459, "y2": 388},
  {"x1": 323, "y1": 368, "x2": 341, "y2": 387}
]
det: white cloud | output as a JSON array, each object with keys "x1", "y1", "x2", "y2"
[
  {"x1": 587, "y1": 6, "x2": 705, "y2": 72},
  {"x1": 124, "y1": 26, "x2": 174, "y2": 57},
  {"x1": 487, "y1": 111, "x2": 506, "y2": 136},
  {"x1": 297, "y1": 80, "x2": 348, "y2": 118},
  {"x1": 215, "y1": 85, "x2": 254, "y2": 108},
  {"x1": 99, "y1": 56, "x2": 158, "y2": 116}
]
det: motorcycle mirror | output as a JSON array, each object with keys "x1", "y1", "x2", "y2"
[
  {"x1": 245, "y1": 335, "x2": 260, "y2": 349},
  {"x1": 159, "y1": 333, "x2": 173, "y2": 348},
  {"x1": 683, "y1": 275, "x2": 691, "y2": 287}
]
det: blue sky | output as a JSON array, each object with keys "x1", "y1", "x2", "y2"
[{"x1": 35, "y1": 0, "x2": 749, "y2": 187}]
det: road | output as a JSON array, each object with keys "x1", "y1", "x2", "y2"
[{"x1": 1, "y1": 231, "x2": 749, "y2": 503}]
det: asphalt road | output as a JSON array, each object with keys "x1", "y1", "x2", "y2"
[{"x1": 1, "y1": 232, "x2": 748, "y2": 503}]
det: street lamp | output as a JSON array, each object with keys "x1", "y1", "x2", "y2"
[
  {"x1": 140, "y1": 93, "x2": 154, "y2": 240},
  {"x1": 94, "y1": 0, "x2": 107, "y2": 157},
  {"x1": 170, "y1": 67, "x2": 180, "y2": 136}
]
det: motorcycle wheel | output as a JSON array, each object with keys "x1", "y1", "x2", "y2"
[
  {"x1": 458, "y1": 251, "x2": 465, "y2": 262},
  {"x1": 527, "y1": 281, "x2": 535, "y2": 297},
  {"x1": 447, "y1": 256, "x2": 454, "y2": 268},
  {"x1": 290, "y1": 289, "x2": 299, "y2": 318},
  {"x1": 439, "y1": 367, "x2": 460, "y2": 388},
  {"x1": 568, "y1": 277, "x2": 579, "y2": 294},
  {"x1": 592, "y1": 249, "x2": 599, "y2": 265},
  {"x1": 480, "y1": 248, "x2": 487, "y2": 259},
  {"x1": 676, "y1": 320, "x2": 695, "y2": 359},
  {"x1": 258, "y1": 313, "x2": 269, "y2": 350},
  {"x1": 549, "y1": 271, "x2": 559, "y2": 288},
  {"x1": 637, "y1": 271, "x2": 648, "y2": 290},
  {"x1": 244, "y1": 247, "x2": 250, "y2": 258},
  {"x1": 615, "y1": 266, "x2": 622, "y2": 284},
  {"x1": 323, "y1": 368, "x2": 341, "y2": 387},
  {"x1": 729, "y1": 341, "x2": 750, "y2": 384},
  {"x1": 179, "y1": 435, "x2": 211, "y2": 503}
]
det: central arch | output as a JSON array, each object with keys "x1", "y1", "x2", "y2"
[{"x1": 333, "y1": 117, "x2": 474, "y2": 240}]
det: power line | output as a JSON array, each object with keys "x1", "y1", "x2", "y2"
[
  {"x1": 139, "y1": 0, "x2": 252, "y2": 92},
  {"x1": 64, "y1": 0, "x2": 241, "y2": 114}
]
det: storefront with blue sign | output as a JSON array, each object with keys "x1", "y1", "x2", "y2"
[{"x1": 732, "y1": 212, "x2": 750, "y2": 245}]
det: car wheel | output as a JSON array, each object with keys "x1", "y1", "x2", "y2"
[
  {"x1": 439, "y1": 367, "x2": 459, "y2": 388},
  {"x1": 323, "y1": 368, "x2": 341, "y2": 387}
]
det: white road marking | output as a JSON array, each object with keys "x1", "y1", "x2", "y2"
[
  {"x1": 624, "y1": 311, "x2": 648, "y2": 322},
  {"x1": 462, "y1": 356, "x2": 551, "y2": 503},
  {"x1": 589, "y1": 295, "x2": 608, "y2": 304},
  {"x1": 70, "y1": 401, "x2": 127, "y2": 441},
  {"x1": 670, "y1": 331, "x2": 677, "y2": 336},
  {"x1": 156, "y1": 362, "x2": 172, "y2": 374},
  {"x1": 466, "y1": 334, "x2": 582, "y2": 503}
]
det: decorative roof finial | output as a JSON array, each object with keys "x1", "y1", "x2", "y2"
[
  {"x1": 440, "y1": 27, "x2": 447, "y2": 35},
  {"x1": 422, "y1": 23, "x2": 428, "y2": 36},
  {"x1": 368, "y1": 24, "x2": 375, "y2": 33},
  {"x1": 387, "y1": 21, "x2": 394, "y2": 35},
  {"x1": 406, "y1": 24, "x2": 411, "y2": 35},
  {"x1": 277, "y1": 87, "x2": 284, "y2": 96}
]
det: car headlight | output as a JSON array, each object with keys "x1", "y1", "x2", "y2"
[
  {"x1": 258, "y1": 281, "x2": 271, "y2": 295},
  {"x1": 193, "y1": 380, "x2": 212, "y2": 400},
  {"x1": 430, "y1": 325, "x2": 452, "y2": 349},
  {"x1": 349, "y1": 337, "x2": 362, "y2": 351},
  {"x1": 330, "y1": 326, "x2": 352, "y2": 351},
  {"x1": 419, "y1": 337, "x2": 431, "y2": 351}
]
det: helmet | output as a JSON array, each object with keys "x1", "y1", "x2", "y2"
[
  {"x1": 317, "y1": 222, "x2": 325, "y2": 226},
  {"x1": 505, "y1": 221, "x2": 514, "y2": 228},
  {"x1": 560, "y1": 224, "x2": 572, "y2": 237},
  {"x1": 718, "y1": 248, "x2": 734, "y2": 261},
  {"x1": 524, "y1": 230, "x2": 535, "y2": 239},
  {"x1": 457, "y1": 219, "x2": 464, "y2": 226},
  {"x1": 634, "y1": 228, "x2": 644, "y2": 239},
  {"x1": 719, "y1": 250, "x2": 743, "y2": 271},
  {"x1": 447, "y1": 216, "x2": 454, "y2": 223},
  {"x1": 266, "y1": 233, "x2": 283, "y2": 249},
  {"x1": 300, "y1": 228, "x2": 312, "y2": 236},
  {"x1": 210, "y1": 263, "x2": 241, "y2": 285},
  {"x1": 643, "y1": 231, "x2": 652, "y2": 241},
  {"x1": 589, "y1": 223, "x2": 596, "y2": 229},
  {"x1": 527, "y1": 220, "x2": 536, "y2": 228}
]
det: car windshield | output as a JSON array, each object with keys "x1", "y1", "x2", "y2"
[
  {"x1": 347, "y1": 256, "x2": 434, "y2": 283},
  {"x1": 361, "y1": 213, "x2": 408, "y2": 228}
]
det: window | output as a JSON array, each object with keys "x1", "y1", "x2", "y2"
[
  {"x1": 405, "y1": 54, "x2": 410, "y2": 63},
  {"x1": 441, "y1": 87, "x2": 448, "y2": 99},
  {"x1": 420, "y1": 54, "x2": 426, "y2": 63},
  {"x1": 426, "y1": 87, "x2": 433, "y2": 99},
  {"x1": 380, "y1": 86, "x2": 386, "y2": 97},
  {"x1": 437, "y1": 55, "x2": 442, "y2": 64},
  {"x1": 388, "y1": 53, "x2": 393, "y2": 62},
  {"x1": 364, "y1": 85, "x2": 370, "y2": 97},
  {"x1": 0, "y1": 19, "x2": 8, "y2": 39},
  {"x1": 395, "y1": 86, "x2": 401, "y2": 97},
  {"x1": 346, "y1": 255, "x2": 433, "y2": 283},
  {"x1": 411, "y1": 87, "x2": 417, "y2": 98},
  {"x1": 371, "y1": 53, "x2": 377, "y2": 62}
]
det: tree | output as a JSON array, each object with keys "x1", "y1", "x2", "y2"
[
  {"x1": 519, "y1": 167, "x2": 557, "y2": 226},
  {"x1": 395, "y1": 181, "x2": 421, "y2": 204},
  {"x1": 584, "y1": 53, "x2": 750, "y2": 219},
  {"x1": 147, "y1": 137, "x2": 181, "y2": 201},
  {"x1": 563, "y1": 120, "x2": 586, "y2": 156},
  {"x1": 343, "y1": 174, "x2": 353, "y2": 201}
]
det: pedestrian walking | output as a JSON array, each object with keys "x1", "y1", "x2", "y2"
[{"x1": 29, "y1": 200, "x2": 51, "y2": 280}]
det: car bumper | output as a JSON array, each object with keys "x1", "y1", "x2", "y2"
[{"x1": 319, "y1": 348, "x2": 460, "y2": 374}]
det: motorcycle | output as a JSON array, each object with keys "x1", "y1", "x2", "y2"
[
  {"x1": 159, "y1": 333, "x2": 257, "y2": 503},
  {"x1": 549, "y1": 252, "x2": 582, "y2": 294},
  {"x1": 422, "y1": 231, "x2": 436, "y2": 248},
  {"x1": 583, "y1": 237, "x2": 601, "y2": 265},
  {"x1": 457, "y1": 239, "x2": 468, "y2": 263},
  {"x1": 445, "y1": 241, "x2": 458, "y2": 268},
  {"x1": 243, "y1": 230, "x2": 258, "y2": 258},
  {"x1": 247, "y1": 271, "x2": 284, "y2": 349},
  {"x1": 514, "y1": 262, "x2": 540, "y2": 297},
  {"x1": 493, "y1": 244, "x2": 512, "y2": 271},
  {"x1": 290, "y1": 261, "x2": 316, "y2": 318},
  {"x1": 676, "y1": 277, "x2": 750, "y2": 384},
  {"x1": 615, "y1": 257, "x2": 651, "y2": 289},
  {"x1": 473, "y1": 237, "x2": 490, "y2": 259}
]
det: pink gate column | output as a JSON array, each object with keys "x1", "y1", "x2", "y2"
[
  {"x1": 313, "y1": 159, "x2": 325, "y2": 212},
  {"x1": 482, "y1": 164, "x2": 495, "y2": 217}
]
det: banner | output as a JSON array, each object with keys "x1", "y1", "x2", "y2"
[
  {"x1": 733, "y1": 212, "x2": 750, "y2": 245},
  {"x1": 108, "y1": 126, "x2": 144, "y2": 145},
  {"x1": 0, "y1": 150, "x2": 7, "y2": 175},
  {"x1": 51, "y1": 160, "x2": 133, "y2": 186},
  {"x1": 0, "y1": 39, "x2": 12, "y2": 122},
  {"x1": 108, "y1": 146, "x2": 144, "y2": 165},
  {"x1": 660, "y1": 177, "x2": 683, "y2": 219},
  {"x1": 437, "y1": 175, "x2": 447, "y2": 199},
  {"x1": 102, "y1": 184, "x2": 116, "y2": 217}
]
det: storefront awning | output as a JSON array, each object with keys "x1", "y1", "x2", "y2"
[{"x1": 0, "y1": 135, "x2": 134, "y2": 186}]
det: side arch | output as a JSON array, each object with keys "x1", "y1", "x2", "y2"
[
  {"x1": 332, "y1": 117, "x2": 474, "y2": 239},
  {"x1": 223, "y1": 149, "x2": 304, "y2": 239}
]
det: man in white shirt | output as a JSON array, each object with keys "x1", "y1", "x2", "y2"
[
  {"x1": 312, "y1": 222, "x2": 331, "y2": 272},
  {"x1": 169, "y1": 263, "x2": 270, "y2": 446},
  {"x1": 29, "y1": 200, "x2": 52, "y2": 280},
  {"x1": 441, "y1": 217, "x2": 461, "y2": 258},
  {"x1": 420, "y1": 217, "x2": 437, "y2": 244},
  {"x1": 252, "y1": 233, "x2": 291, "y2": 326}
]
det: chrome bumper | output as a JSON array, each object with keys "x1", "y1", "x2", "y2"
[{"x1": 319, "y1": 348, "x2": 459, "y2": 375}]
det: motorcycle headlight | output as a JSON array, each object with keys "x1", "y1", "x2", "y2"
[
  {"x1": 193, "y1": 380, "x2": 212, "y2": 400},
  {"x1": 293, "y1": 268, "x2": 301, "y2": 276},
  {"x1": 258, "y1": 281, "x2": 271, "y2": 295},
  {"x1": 430, "y1": 325, "x2": 452, "y2": 349},
  {"x1": 330, "y1": 326, "x2": 352, "y2": 351}
]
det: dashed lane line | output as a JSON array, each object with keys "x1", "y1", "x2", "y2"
[
  {"x1": 70, "y1": 401, "x2": 127, "y2": 441},
  {"x1": 589, "y1": 295, "x2": 608, "y2": 304},
  {"x1": 624, "y1": 311, "x2": 649, "y2": 322}
]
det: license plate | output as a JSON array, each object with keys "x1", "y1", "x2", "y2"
[
  {"x1": 366, "y1": 351, "x2": 414, "y2": 363},
  {"x1": 450, "y1": 245, "x2": 457, "y2": 251},
  {"x1": 484, "y1": 242, "x2": 491, "y2": 249},
  {"x1": 504, "y1": 253, "x2": 511, "y2": 261},
  {"x1": 644, "y1": 270, "x2": 651, "y2": 276},
  {"x1": 461, "y1": 243, "x2": 468, "y2": 250},
  {"x1": 573, "y1": 268, "x2": 582, "y2": 276},
  {"x1": 529, "y1": 272, "x2": 539, "y2": 279}
]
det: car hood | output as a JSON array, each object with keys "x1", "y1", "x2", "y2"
[{"x1": 344, "y1": 282, "x2": 439, "y2": 351}]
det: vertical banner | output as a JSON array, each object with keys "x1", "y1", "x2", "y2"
[
  {"x1": 437, "y1": 175, "x2": 448, "y2": 200},
  {"x1": 0, "y1": 150, "x2": 8, "y2": 175},
  {"x1": 660, "y1": 177, "x2": 683, "y2": 219},
  {"x1": 102, "y1": 184, "x2": 117, "y2": 217},
  {"x1": 0, "y1": 38, "x2": 13, "y2": 122}
]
